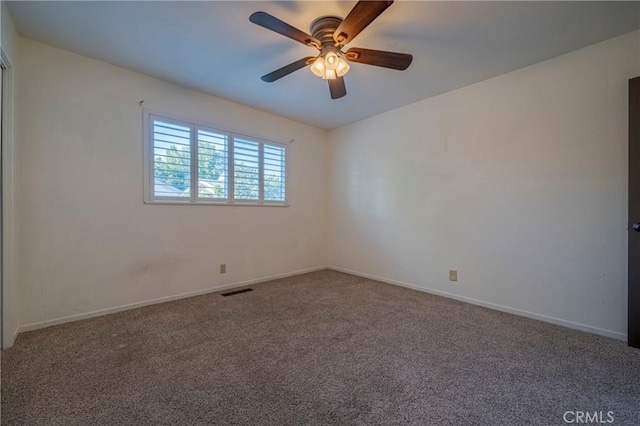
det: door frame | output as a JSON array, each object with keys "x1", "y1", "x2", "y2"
[
  {"x1": 629, "y1": 76, "x2": 640, "y2": 349},
  {"x1": 1, "y1": 48, "x2": 15, "y2": 349}
]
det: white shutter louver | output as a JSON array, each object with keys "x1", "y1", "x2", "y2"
[
  {"x1": 152, "y1": 118, "x2": 191, "y2": 198},
  {"x1": 233, "y1": 137, "x2": 260, "y2": 201},
  {"x1": 197, "y1": 128, "x2": 228, "y2": 200},
  {"x1": 263, "y1": 143, "x2": 286, "y2": 202}
]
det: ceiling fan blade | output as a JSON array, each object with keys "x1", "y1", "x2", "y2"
[
  {"x1": 250, "y1": 12, "x2": 321, "y2": 49},
  {"x1": 333, "y1": 1, "x2": 394, "y2": 45},
  {"x1": 328, "y1": 77, "x2": 347, "y2": 99},
  {"x1": 261, "y1": 57, "x2": 316, "y2": 82},
  {"x1": 345, "y1": 47, "x2": 412, "y2": 70}
]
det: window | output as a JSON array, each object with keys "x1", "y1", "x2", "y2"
[{"x1": 145, "y1": 113, "x2": 287, "y2": 205}]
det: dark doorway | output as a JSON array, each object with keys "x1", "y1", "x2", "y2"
[{"x1": 629, "y1": 77, "x2": 640, "y2": 349}]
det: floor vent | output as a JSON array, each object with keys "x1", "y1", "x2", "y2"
[{"x1": 221, "y1": 288, "x2": 254, "y2": 297}]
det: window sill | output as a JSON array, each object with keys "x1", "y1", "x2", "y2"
[{"x1": 144, "y1": 200, "x2": 289, "y2": 207}]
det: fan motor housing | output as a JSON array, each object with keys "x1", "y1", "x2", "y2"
[{"x1": 310, "y1": 16, "x2": 343, "y2": 47}]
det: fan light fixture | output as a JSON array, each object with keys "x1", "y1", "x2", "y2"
[{"x1": 310, "y1": 48, "x2": 350, "y2": 80}]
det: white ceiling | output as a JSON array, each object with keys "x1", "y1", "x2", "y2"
[{"x1": 7, "y1": 1, "x2": 640, "y2": 129}]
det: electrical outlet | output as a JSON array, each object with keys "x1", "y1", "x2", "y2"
[
  {"x1": 220, "y1": 264, "x2": 226, "y2": 274},
  {"x1": 449, "y1": 270, "x2": 458, "y2": 282}
]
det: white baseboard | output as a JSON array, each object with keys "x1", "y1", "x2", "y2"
[
  {"x1": 19, "y1": 266, "x2": 327, "y2": 334},
  {"x1": 18, "y1": 265, "x2": 627, "y2": 342},
  {"x1": 328, "y1": 266, "x2": 627, "y2": 342}
]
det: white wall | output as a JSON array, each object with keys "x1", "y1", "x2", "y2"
[
  {"x1": 17, "y1": 38, "x2": 328, "y2": 329},
  {"x1": 1, "y1": 1, "x2": 19, "y2": 348},
  {"x1": 328, "y1": 31, "x2": 640, "y2": 340}
]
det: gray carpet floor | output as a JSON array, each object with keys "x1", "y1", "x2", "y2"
[{"x1": 2, "y1": 270, "x2": 640, "y2": 425}]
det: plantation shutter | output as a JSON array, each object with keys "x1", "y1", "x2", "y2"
[
  {"x1": 151, "y1": 117, "x2": 191, "y2": 199},
  {"x1": 233, "y1": 137, "x2": 260, "y2": 201},
  {"x1": 197, "y1": 128, "x2": 228, "y2": 200},
  {"x1": 263, "y1": 143, "x2": 286, "y2": 202},
  {"x1": 145, "y1": 113, "x2": 288, "y2": 205}
]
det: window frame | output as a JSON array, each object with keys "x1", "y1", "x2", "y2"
[{"x1": 143, "y1": 110, "x2": 289, "y2": 206}]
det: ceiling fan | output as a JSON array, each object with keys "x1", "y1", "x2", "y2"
[{"x1": 249, "y1": 0, "x2": 413, "y2": 100}]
